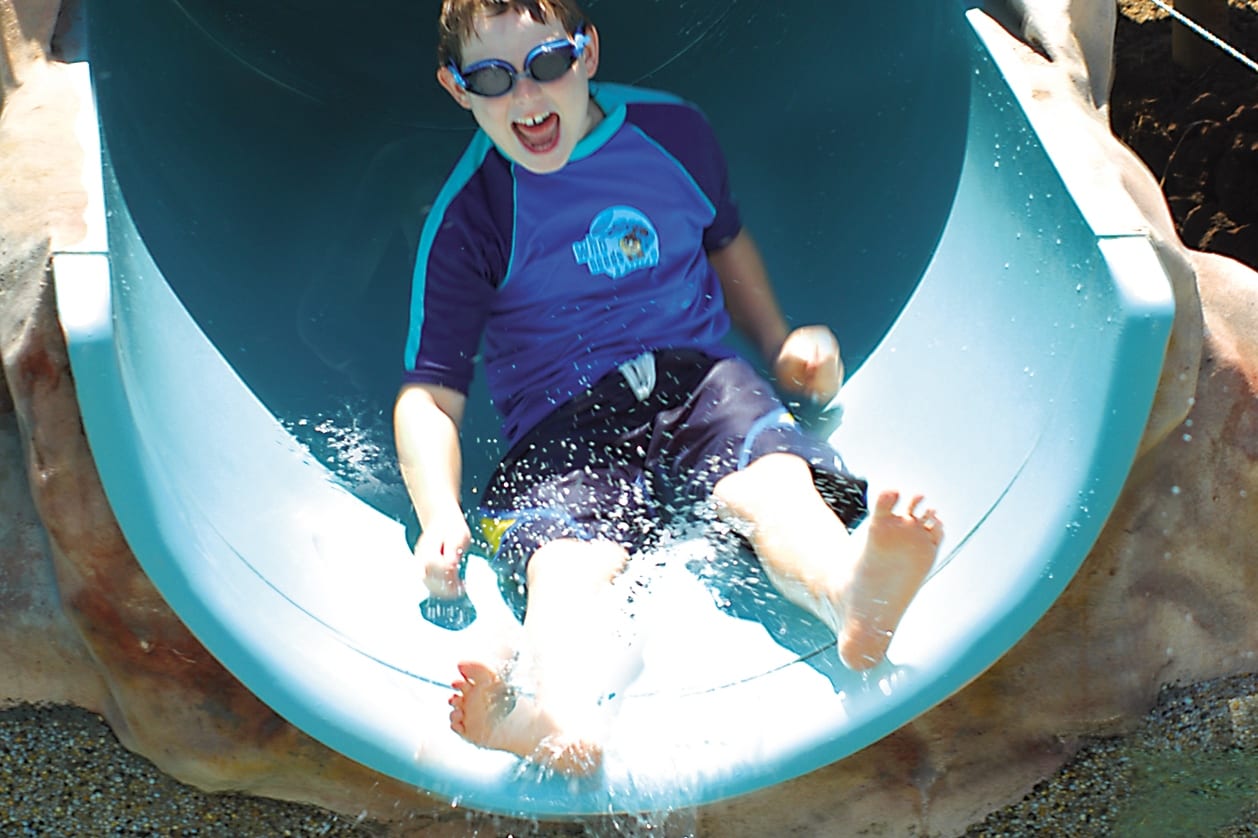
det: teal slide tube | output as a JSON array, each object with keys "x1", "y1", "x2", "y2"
[{"x1": 54, "y1": 0, "x2": 1174, "y2": 817}]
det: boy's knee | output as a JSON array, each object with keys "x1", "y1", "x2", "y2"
[
  {"x1": 526, "y1": 538, "x2": 629, "y2": 587},
  {"x1": 713, "y1": 452, "x2": 812, "y2": 511},
  {"x1": 745, "y1": 451, "x2": 812, "y2": 480}
]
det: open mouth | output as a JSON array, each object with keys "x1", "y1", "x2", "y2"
[{"x1": 512, "y1": 112, "x2": 561, "y2": 154}]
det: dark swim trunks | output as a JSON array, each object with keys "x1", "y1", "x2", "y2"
[{"x1": 476, "y1": 350, "x2": 868, "y2": 616}]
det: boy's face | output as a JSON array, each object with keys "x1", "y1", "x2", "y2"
[{"x1": 438, "y1": 11, "x2": 601, "y2": 174}]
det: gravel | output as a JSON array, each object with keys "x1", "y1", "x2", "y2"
[
  {"x1": 968, "y1": 673, "x2": 1258, "y2": 837},
  {"x1": 0, "y1": 704, "x2": 377, "y2": 837}
]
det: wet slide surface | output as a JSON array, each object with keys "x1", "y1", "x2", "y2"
[{"x1": 55, "y1": 0, "x2": 1175, "y2": 816}]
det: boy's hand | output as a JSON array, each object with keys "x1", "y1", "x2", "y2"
[
  {"x1": 774, "y1": 325, "x2": 844, "y2": 405},
  {"x1": 416, "y1": 513, "x2": 472, "y2": 599}
]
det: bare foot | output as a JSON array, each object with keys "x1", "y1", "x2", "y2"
[
  {"x1": 449, "y1": 660, "x2": 603, "y2": 775},
  {"x1": 712, "y1": 455, "x2": 943, "y2": 670},
  {"x1": 835, "y1": 491, "x2": 942, "y2": 671}
]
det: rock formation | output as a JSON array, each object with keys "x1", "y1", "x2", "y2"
[{"x1": 2, "y1": 1, "x2": 1256, "y2": 835}]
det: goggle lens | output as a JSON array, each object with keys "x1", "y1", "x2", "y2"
[
  {"x1": 461, "y1": 65, "x2": 515, "y2": 97},
  {"x1": 526, "y1": 44, "x2": 580, "y2": 82}
]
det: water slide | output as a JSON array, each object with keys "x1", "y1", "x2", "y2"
[{"x1": 53, "y1": 0, "x2": 1176, "y2": 817}]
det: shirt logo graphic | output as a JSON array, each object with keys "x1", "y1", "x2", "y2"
[{"x1": 572, "y1": 205, "x2": 660, "y2": 279}]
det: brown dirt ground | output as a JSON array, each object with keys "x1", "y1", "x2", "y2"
[{"x1": 1112, "y1": 0, "x2": 1258, "y2": 270}]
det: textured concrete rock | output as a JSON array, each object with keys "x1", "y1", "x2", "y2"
[
  {"x1": 0, "y1": 0, "x2": 100, "y2": 712},
  {"x1": 1005, "y1": 0, "x2": 1119, "y2": 110},
  {"x1": 1, "y1": 0, "x2": 1256, "y2": 836}
]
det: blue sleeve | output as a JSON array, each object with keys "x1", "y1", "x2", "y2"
[{"x1": 403, "y1": 139, "x2": 513, "y2": 394}]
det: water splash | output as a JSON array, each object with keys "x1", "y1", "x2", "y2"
[{"x1": 284, "y1": 399, "x2": 409, "y2": 517}]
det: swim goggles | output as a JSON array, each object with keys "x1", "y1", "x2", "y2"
[{"x1": 449, "y1": 24, "x2": 590, "y2": 97}]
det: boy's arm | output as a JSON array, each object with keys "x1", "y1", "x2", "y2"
[
  {"x1": 394, "y1": 382, "x2": 471, "y2": 598},
  {"x1": 709, "y1": 229, "x2": 844, "y2": 404}
]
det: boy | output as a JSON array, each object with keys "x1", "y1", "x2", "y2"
[{"x1": 395, "y1": 0, "x2": 943, "y2": 774}]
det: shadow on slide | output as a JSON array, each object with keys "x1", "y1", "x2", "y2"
[{"x1": 52, "y1": 0, "x2": 1174, "y2": 818}]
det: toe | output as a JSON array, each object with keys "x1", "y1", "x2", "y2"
[
  {"x1": 874, "y1": 490, "x2": 900, "y2": 515},
  {"x1": 457, "y1": 661, "x2": 496, "y2": 684}
]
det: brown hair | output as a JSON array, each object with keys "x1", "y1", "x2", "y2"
[{"x1": 437, "y1": 0, "x2": 589, "y2": 68}]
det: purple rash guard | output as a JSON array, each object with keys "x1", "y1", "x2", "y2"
[{"x1": 403, "y1": 83, "x2": 742, "y2": 447}]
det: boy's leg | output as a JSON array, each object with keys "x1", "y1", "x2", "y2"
[
  {"x1": 450, "y1": 537, "x2": 632, "y2": 774},
  {"x1": 712, "y1": 452, "x2": 942, "y2": 671}
]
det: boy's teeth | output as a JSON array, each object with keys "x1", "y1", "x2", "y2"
[{"x1": 517, "y1": 113, "x2": 552, "y2": 126}]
